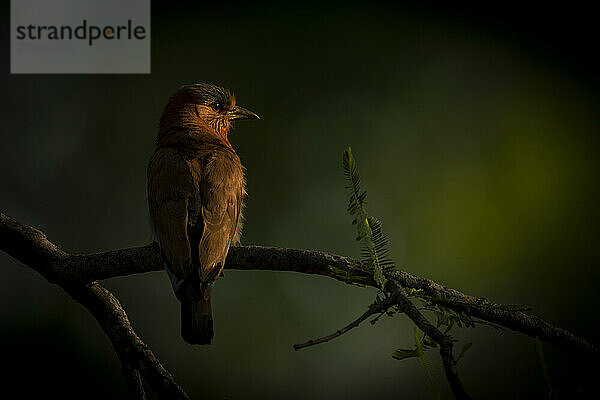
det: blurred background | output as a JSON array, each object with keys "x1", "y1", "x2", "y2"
[{"x1": 1, "y1": 1, "x2": 599, "y2": 399}]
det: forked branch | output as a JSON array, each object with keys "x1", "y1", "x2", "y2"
[{"x1": 0, "y1": 211, "x2": 596, "y2": 399}]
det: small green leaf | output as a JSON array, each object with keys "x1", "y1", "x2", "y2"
[
  {"x1": 328, "y1": 265, "x2": 370, "y2": 286},
  {"x1": 392, "y1": 348, "x2": 419, "y2": 361},
  {"x1": 456, "y1": 342, "x2": 472, "y2": 362},
  {"x1": 414, "y1": 327, "x2": 424, "y2": 356},
  {"x1": 406, "y1": 288, "x2": 424, "y2": 297},
  {"x1": 423, "y1": 336, "x2": 438, "y2": 348},
  {"x1": 443, "y1": 319, "x2": 454, "y2": 334}
]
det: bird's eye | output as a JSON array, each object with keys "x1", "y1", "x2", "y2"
[{"x1": 211, "y1": 102, "x2": 223, "y2": 112}]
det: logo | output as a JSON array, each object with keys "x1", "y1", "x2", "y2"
[
  {"x1": 11, "y1": 0, "x2": 150, "y2": 74},
  {"x1": 15, "y1": 20, "x2": 147, "y2": 47}
]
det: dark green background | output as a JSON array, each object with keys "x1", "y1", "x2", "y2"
[{"x1": 1, "y1": 2, "x2": 599, "y2": 399}]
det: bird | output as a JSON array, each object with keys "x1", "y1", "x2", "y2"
[{"x1": 147, "y1": 83, "x2": 259, "y2": 344}]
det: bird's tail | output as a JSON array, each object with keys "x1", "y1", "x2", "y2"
[{"x1": 181, "y1": 286, "x2": 213, "y2": 345}]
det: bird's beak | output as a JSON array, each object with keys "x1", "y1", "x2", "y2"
[{"x1": 228, "y1": 105, "x2": 260, "y2": 121}]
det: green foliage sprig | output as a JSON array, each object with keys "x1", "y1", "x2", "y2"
[
  {"x1": 339, "y1": 147, "x2": 564, "y2": 399},
  {"x1": 343, "y1": 147, "x2": 394, "y2": 289},
  {"x1": 392, "y1": 327, "x2": 441, "y2": 399}
]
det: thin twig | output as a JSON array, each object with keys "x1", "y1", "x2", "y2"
[{"x1": 294, "y1": 296, "x2": 399, "y2": 350}]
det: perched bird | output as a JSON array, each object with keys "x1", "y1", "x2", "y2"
[{"x1": 147, "y1": 83, "x2": 259, "y2": 344}]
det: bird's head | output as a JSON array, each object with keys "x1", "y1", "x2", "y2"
[{"x1": 157, "y1": 83, "x2": 259, "y2": 147}]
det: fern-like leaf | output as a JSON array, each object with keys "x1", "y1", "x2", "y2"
[{"x1": 343, "y1": 147, "x2": 394, "y2": 289}]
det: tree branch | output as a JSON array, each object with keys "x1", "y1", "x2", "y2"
[
  {"x1": 389, "y1": 285, "x2": 472, "y2": 400},
  {"x1": 0, "y1": 212, "x2": 190, "y2": 400},
  {"x1": 64, "y1": 283, "x2": 190, "y2": 400},
  {"x1": 1, "y1": 211, "x2": 598, "y2": 399},
  {"x1": 3, "y1": 210, "x2": 593, "y2": 355}
]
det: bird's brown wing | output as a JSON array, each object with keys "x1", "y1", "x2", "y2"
[
  {"x1": 196, "y1": 152, "x2": 243, "y2": 283},
  {"x1": 147, "y1": 147, "x2": 197, "y2": 281}
]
